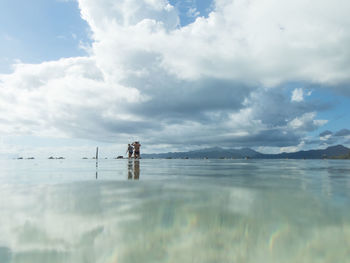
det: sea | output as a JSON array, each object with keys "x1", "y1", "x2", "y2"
[{"x1": 0, "y1": 158, "x2": 349, "y2": 263}]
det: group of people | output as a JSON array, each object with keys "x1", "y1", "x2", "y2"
[{"x1": 126, "y1": 141, "x2": 141, "y2": 159}]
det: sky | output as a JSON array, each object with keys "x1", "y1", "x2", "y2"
[{"x1": 0, "y1": 0, "x2": 350, "y2": 158}]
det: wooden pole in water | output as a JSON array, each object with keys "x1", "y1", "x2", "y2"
[{"x1": 96, "y1": 147, "x2": 99, "y2": 169}]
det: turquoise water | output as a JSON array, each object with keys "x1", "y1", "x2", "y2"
[{"x1": 0, "y1": 159, "x2": 350, "y2": 263}]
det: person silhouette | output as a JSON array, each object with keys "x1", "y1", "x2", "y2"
[
  {"x1": 132, "y1": 141, "x2": 141, "y2": 159},
  {"x1": 126, "y1": 144, "x2": 134, "y2": 159}
]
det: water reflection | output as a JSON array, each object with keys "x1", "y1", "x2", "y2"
[
  {"x1": 1, "y1": 160, "x2": 350, "y2": 263},
  {"x1": 0, "y1": 247, "x2": 11, "y2": 263},
  {"x1": 128, "y1": 159, "x2": 140, "y2": 180}
]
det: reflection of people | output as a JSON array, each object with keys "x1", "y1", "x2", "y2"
[
  {"x1": 132, "y1": 141, "x2": 141, "y2": 159},
  {"x1": 126, "y1": 144, "x2": 134, "y2": 158},
  {"x1": 128, "y1": 159, "x2": 133, "y2": 179},
  {"x1": 134, "y1": 160, "x2": 140, "y2": 180},
  {"x1": 127, "y1": 159, "x2": 140, "y2": 180}
]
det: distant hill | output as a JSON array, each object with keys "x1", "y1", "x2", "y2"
[
  {"x1": 142, "y1": 145, "x2": 350, "y2": 159},
  {"x1": 254, "y1": 145, "x2": 350, "y2": 159},
  {"x1": 330, "y1": 150, "x2": 350, "y2": 159},
  {"x1": 142, "y1": 147, "x2": 260, "y2": 159}
]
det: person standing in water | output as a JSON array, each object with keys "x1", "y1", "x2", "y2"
[
  {"x1": 126, "y1": 144, "x2": 134, "y2": 159},
  {"x1": 132, "y1": 141, "x2": 141, "y2": 159}
]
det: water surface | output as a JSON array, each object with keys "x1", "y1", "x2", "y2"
[{"x1": 0, "y1": 159, "x2": 349, "y2": 263}]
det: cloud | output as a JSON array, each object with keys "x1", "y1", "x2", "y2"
[
  {"x1": 315, "y1": 128, "x2": 350, "y2": 147},
  {"x1": 3, "y1": 0, "x2": 350, "y2": 153},
  {"x1": 187, "y1": 7, "x2": 200, "y2": 18},
  {"x1": 291, "y1": 88, "x2": 304, "y2": 102},
  {"x1": 334, "y1": 128, "x2": 350, "y2": 137},
  {"x1": 319, "y1": 130, "x2": 333, "y2": 137},
  {"x1": 288, "y1": 112, "x2": 327, "y2": 131},
  {"x1": 159, "y1": 0, "x2": 350, "y2": 86},
  {"x1": 319, "y1": 130, "x2": 333, "y2": 142}
]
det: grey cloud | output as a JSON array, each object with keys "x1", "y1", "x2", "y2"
[
  {"x1": 0, "y1": 56, "x2": 329, "y2": 151},
  {"x1": 143, "y1": 125, "x2": 302, "y2": 149},
  {"x1": 320, "y1": 137, "x2": 339, "y2": 145},
  {"x1": 246, "y1": 88, "x2": 329, "y2": 131},
  {"x1": 334, "y1": 85, "x2": 350, "y2": 97},
  {"x1": 117, "y1": 50, "x2": 255, "y2": 122},
  {"x1": 319, "y1": 130, "x2": 333, "y2": 137},
  {"x1": 318, "y1": 83, "x2": 350, "y2": 97},
  {"x1": 114, "y1": 69, "x2": 324, "y2": 148},
  {"x1": 304, "y1": 128, "x2": 350, "y2": 149},
  {"x1": 304, "y1": 139, "x2": 321, "y2": 146},
  {"x1": 50, "y1": 106, "x2": 162, "y2": 143},
  {"x1": 335, "y1": 129, "x2": 350, "y2": 137},
  {"x1": 133, "y1": 79, "x2": 254, "y2": 122},
  {"x1": 44, "y1": 82, "x2": 329, "y2": 149},
  {"x1": 214, "y1": 129, "x2": 301, "y2": 148},
  {"x1": 240, "y1": 129, "x2": 301, "y2": 147}
]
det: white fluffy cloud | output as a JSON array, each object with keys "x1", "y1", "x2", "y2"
[
  {"x1": 1, "y1": 0, "x2": 349, "y2": 154},
  {"x1": 291, "y1": 88, "x2": 304, "y2": 102}
]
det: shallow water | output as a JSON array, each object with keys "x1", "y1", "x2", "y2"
[{"x1": 0, "y1": 159, "x2": 350, "y2": 263}]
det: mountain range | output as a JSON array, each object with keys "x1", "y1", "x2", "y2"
[{"x1": 142, "y1": 145, "x2": 350, "y2": 159}]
